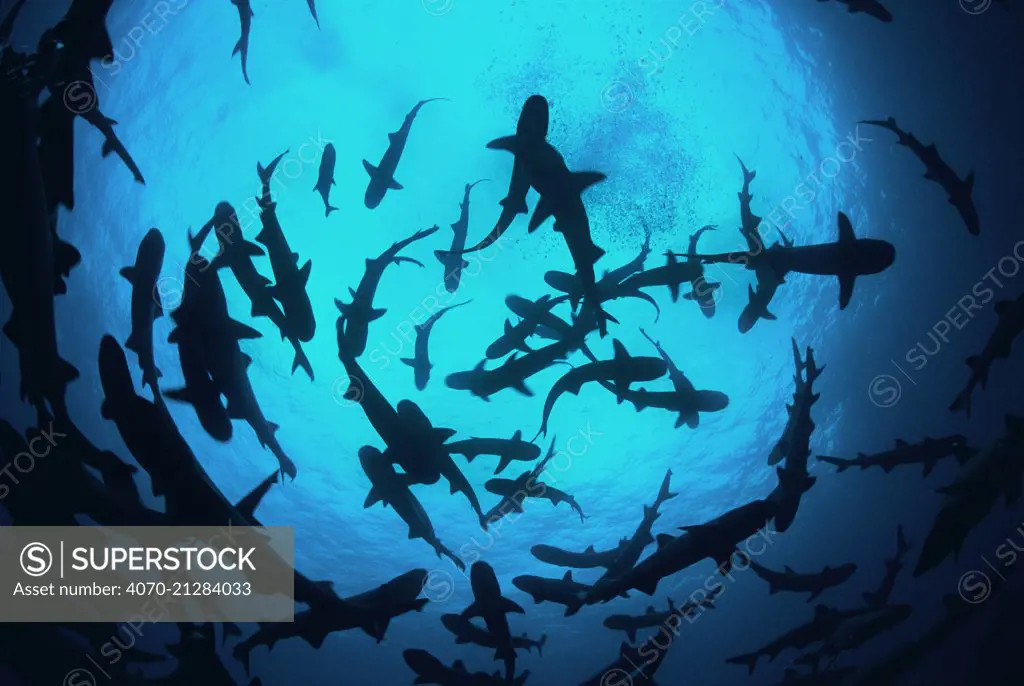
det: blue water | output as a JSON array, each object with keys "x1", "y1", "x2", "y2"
[{"x1": 4, "y1": 0, "x2": 1024, "y2": 684}]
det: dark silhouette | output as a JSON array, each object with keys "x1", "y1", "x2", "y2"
[
  {"x1": 435, "y1": 179, "x2": 489, "y2": 292},
  {"x1": 949, "y1": 291, "x2": 1024, "y2": 416},
  {"x1": 363, "y1": 98, "x2": 447, "y2": 208},
  {"x1": 862, "y1": 117, "x2": 977, "y2": 234},
  {"x1": 462, "y1": 562, "x2": 526, "y2": 681},
  {"x1": 313, "y1": 142, "x2": 338, "y2": 216},
  {"x1": 120, "y1": 228, "x2": 166, "y2": 401},
  {"x1": 336, "y1": 225, "x2": 437, "y2": 357},
  {"x1": 818, "y1": 435, "x2": 977, "y2": 476},
  {"x1": 402, "y1": 300, "x2": 473, "y2": 390}
]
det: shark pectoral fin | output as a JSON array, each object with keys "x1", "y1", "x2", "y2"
[
  {"x1": 573, "y1": 171, "x2": 607, "y2": 192},
  {"x1": 369, "y1": 308, "x2": 387, "y2": 321},
  {"x1": 400, "y1": 357, "x2": 416, "y2": 367},
  {"x1": 389, "y1": 178, "x2": 404, "y2": 191},
  {"x1": 655, "y1": 534, "x2": 674, "y2": 549},
  {"x1": 838, "y1": 272, "x2": 856, "y2": 310},
  {"x1": 528, "y1": 196, "x2": 555, "y2": 232},
  {"x1": 124, "y1": 332, "x2": 140, "y2": 353},
  {"x1": 669, "y1": 281, "x2": 680, "y2": 302},
  {"x1": 501, "y1": 597, "x2": 527, "y2": 614},
  {"x1": 512, "y1": 380, "x2": 534, "y2": 397},
  {"x1": 363, "y1": 487, "x2": 384, "y2": 508},
  {"x1": 362, "y1": 159, "x2": 377, "y2": 176},
  {"x1": 163, "y1": 387, "x2": 192, "y2": 404},
  {"x1": 119, "y1": 265, "x2": 136, "y2": 283},
  {"x1": 299, "y1": 260, "x2": 312, "y2": 284},
  {"x1": 486, "y1": 135, "x2": 518, "y2": 153},
  {"x1": 232, "y1": 321, "x2": 264, "y2": 340}
]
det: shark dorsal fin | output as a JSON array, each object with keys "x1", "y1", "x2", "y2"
[
  {"x1": 895, "y1": 438, "x2": 908, "y2": 447},
  {"x1": 612, "y1": 339, "x2": 628, "y2": 360},
  {"x1": 452, "y1": 660, "x2": 467, "y2": 673},
  {"x1": 784, "y1": 565, "x2": 796, "y2": 574},
  {"x1": 584, "y1": 544, "x2": 595, "y2": 553},
  {"x1": 512, "y1": 429, "x2": 522, "y2": 441},
  {"x1": 562, "y1": 570, "x2": 573, "y2": 582},
  {"x1": 646, "y1": 605, "x2": 655, "y2": 614}
]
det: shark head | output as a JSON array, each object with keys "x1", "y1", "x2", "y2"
[{"x1": 517, "y1": 95, "x2": 550, "y2": 141}]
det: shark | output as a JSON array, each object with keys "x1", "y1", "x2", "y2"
[
  {"x1": 861, "y1": 117, "x2": 978, "y2": 235},
  {"x1": 401, "y1": 300, "x2": 473, "y2": 390},
  {"x1": 312, "y1": 142, "x2": 337, "y2": 217},
  {"x1": 949, "y1": 291, "x2": 1024, "y2": 417},
  {"x1": 862, "y1": 525, "x2": 911, "y2": 608},
  {"x1": 819, "y1": 0, "x2": 893, "y2": 23},
  {"x1": 485, "y1": 95, "x2": 616, "y2": 336},
  {"x1": 360, "y1": 445, "x2": 465, "y2": 571},
  {"x1": 230, "y1": 0, "x2": 254, "y2": 84},
  {"x1": 535, "y1": 339, "x2": 667, "y2": 438},
  {"x1": 445, "y1": 430, "x2": 542, "y2": 475},
  {"x1": 435, "y1": 179, "x2": 489, "y2": 293},
  {"x1": 255, "y1": 151, "x2": 316, "y2": 343},
  {"x1": 914, "y1": 415, "x2": 1024, "y2": 577},
  {"x1": 602, "y1": 587, "x2": 723, "y2": 642},
  {"x1": 677, "y1": 211, "x2": 895, "y2": 311},
  {"x1": 748, "y1": 560, "x2": 857, "y2": 602},
  {"x1": 818, "y1": 435, "x2": 978, "y2": 477},
  {"x1": 599, "y1": 329, "x2": 729, "y2": 429},
  {"x1": 482, "y1": 438, "x2": 587, "y2": 525},
  {"x1": 336, "y1": 225, "x2": 438, "y2": 357},
  {"x1": 461, "y1": 562, "x2": 526, "y2": 681},
  {"x1": 363, "y1": 98, "x2": 447, "y2": 208}
]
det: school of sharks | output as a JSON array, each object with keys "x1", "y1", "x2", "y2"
[{"x1": 1, "y1": 0, "x2": 1023, "y2": 685}]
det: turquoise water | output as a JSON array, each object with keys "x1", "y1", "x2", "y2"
[{"x1": 39, "y1": 0, "x2": 883, "y2": 682}]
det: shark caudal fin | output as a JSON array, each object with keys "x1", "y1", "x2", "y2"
[
  {"x1": 817, "y1": 455, "x2": 852, "y2": 472},
  {"x1": 949, "y1": 385, "x2": 973, "y2": 417},
  {"x1": 965, "y1": 355, "x2": 989, "y2": 388},
  {"x1": 725, "y1": 652, "x2": 760, "y2": 676},
  {"x1": 486, "y1": 135, "x2": 519, "y2": 153},
  {"x1": 291, "y1": 342, "x2": 314, "y2": 380},
  {"x1": 325, "y1": 204, "x2": 338, "y2": 218}
]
